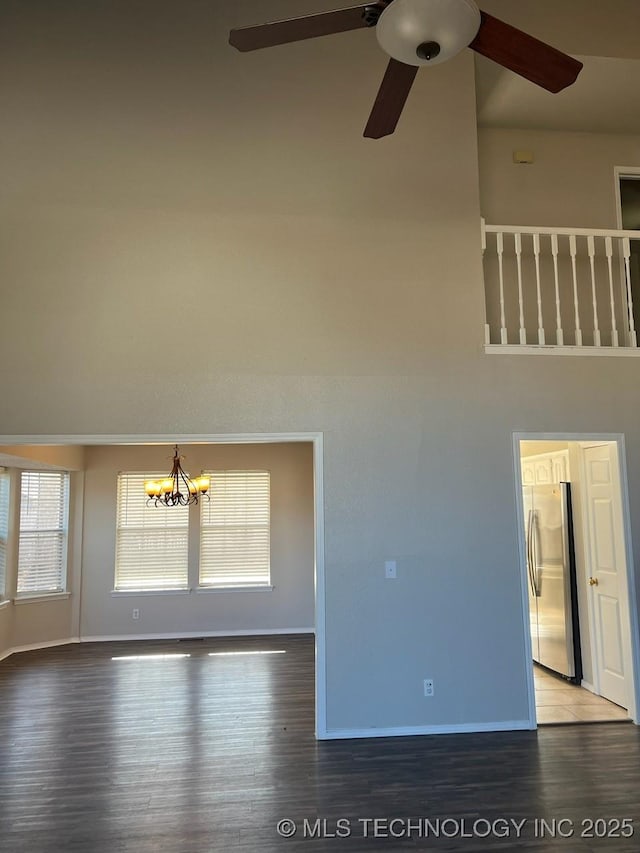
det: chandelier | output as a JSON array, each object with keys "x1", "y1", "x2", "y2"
[{"x1": 144, "y1": 446, "x2": 210, "y2": 507}]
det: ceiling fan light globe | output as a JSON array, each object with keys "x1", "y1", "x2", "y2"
[{"x1": 376, "y1": 0, "x2": 481, "y2": 67}]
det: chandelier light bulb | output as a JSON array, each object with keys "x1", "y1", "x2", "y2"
[{"x1": 145, "y1": 446, "x2": 210, "y2": 507}]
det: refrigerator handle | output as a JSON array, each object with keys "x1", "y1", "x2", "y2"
[
  {"x1": 526, "y1": 509, "x2": 536, "y2": 596},
  {"x1": 530, "y1": 510, "x2": 541, "y2": 596},
  {"x1": 529, "y1": 509, "x2": 540, "y2": 598}
]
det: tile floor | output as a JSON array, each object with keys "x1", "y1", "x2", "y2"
[{"x1": 534, "y1": 664, "x2": 629, "y2": 724}]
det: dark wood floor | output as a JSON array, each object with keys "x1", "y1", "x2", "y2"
[{"x1": 1, "y1": 635, "x2": 640, "y2": 852}]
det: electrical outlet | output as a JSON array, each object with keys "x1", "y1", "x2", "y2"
[
  {"x1": 385, "y1": 560, "x2": 397, "y2": 579},
  {"x1": 132, "y1": 608, "x2": 140, "y2": 620},
  {"x1": 424, "y1": 678, "x2": 434, "y2": 697}
]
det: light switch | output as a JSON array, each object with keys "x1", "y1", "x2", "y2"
[{"x1": 385, "y1": 560, "x2": 397, "y2": 579}]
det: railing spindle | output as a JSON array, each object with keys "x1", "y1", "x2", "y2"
[
  {"x1": 482, "y1": 223, "x2": 639, "y2": 351},
  {"x1": 551, "y1": 234, "x2": 563, "y2": 346},
  {"x1": 623, "y1": 238, "x2": 638, "y2": 347},
  {"x1": 533, "y1": 233, "x2": 544, "y2": 345},
  {"x1": 482, "y1": 221, "x2": 490, "y2": 345},
  {"x1": 515, "y1": 233, "x2": 526, "y2": 345},
  {"x1": 497, "y1": 232, "x2": 507, "y2": 344},
  {"x1": 605, "y1": 237, "x2": 618, "y2": 347},
  {"x1": 587, "y1": 235, "x2": 601, "y2": 347},
  {"x1": 569, "y1": 235, "x2": 583, "y2": 346}
]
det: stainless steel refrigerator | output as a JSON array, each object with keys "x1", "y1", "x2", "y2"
[{"x1": 523, "y1": 482, "x2": 582, "y2": 682}]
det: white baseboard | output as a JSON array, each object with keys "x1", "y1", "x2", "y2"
[
  {"x1": 0, "y1": 637, "x2": 80, "y2": 662},
  {"x1": 80, "y1": 627, "x2": 315, "y2": 642},
  {"x1": 581, "y1": 680, "x2": 597, "y2": 693},
  {"x1": 0, "y1": 628, "x2": 315, "y2": 663},
  {"x1": 321, "y1": 720, "x2": 534, "y2": 740}
]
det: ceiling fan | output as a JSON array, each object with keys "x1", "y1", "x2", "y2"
[{"x1": 229, "y1": 0, "x2": 583, "y2": 139}]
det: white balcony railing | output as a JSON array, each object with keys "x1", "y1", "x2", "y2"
[{"x1": 482, "y1": 221, "x2": 640, "y2": 355}]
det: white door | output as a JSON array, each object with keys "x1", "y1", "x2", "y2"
[{"x1": 583, "y1": 444, "x2": 630, "y2": 708}]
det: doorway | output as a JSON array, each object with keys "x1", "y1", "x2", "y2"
[
  {"x1": 0, "y1": 431, "x2": 328, "y2": 739},
  {"x1": 515, "y1": 435, "x2": 639, "y2": 727},
  {"x1": 615, "y1": 169, "x2": 640, "y2": 336}
]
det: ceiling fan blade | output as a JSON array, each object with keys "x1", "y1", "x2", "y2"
[
  {"x1": 470, "y1": 10, "x2": 583, "y2": 93},
  {"x1": 364, "y1": 59, "x2": 418, "y2": 139},
  {"x1": 229, "y1": 4, "x2": 382, "y2": 52}
]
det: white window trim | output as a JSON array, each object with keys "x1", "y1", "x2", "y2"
[
  {"x1": 198, "y1": 469, "x2": 271, "y2": 589},
  {"x1": 0, "y1": 469, "x2": 9, "y2": 602},
  {"x1": 110, "y1": 588, "x2": 192, "y2": 597},
  {"x1": 13, "y1": 591, "x2": 71, "y2": 605},
  {"x1": 114, "y1": 471, "x2": 190, "y2": 592},
  {"x1": 195, "y1": 584, "x2": 274, "y2": 594},
  {"x1": 16, "y1": 471, "x2": 70, "y2": 597}
]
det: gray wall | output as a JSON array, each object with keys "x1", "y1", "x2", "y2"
[
  {"x1": 479, "y1": 128, "x2": 640, "y2": 227},
  {"x1": 80, "y1": 443, "x2": 314, "y2": 637},
  {"x1": 1, "y1": 0, "x2": 640, "y2": 733}
]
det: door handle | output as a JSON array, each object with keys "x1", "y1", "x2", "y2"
[{"x1": 589, "y1": 577, "x2": 599, "y2": 586}]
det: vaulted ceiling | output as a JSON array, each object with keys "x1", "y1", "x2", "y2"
[
  {"x1": 2, "y1": 0, "x2": 637, "y2": 223},
  {"x1": 475, "y1": 0, "x2": 640, "y2": 133}
]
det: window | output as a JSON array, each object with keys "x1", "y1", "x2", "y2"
[
  {"x1": 17, "y1": 471, "x2": 69, "y2": 595},
  {"x1": 199, "y1": 470, "x2": 270, "y2": 588},
  {"x1": 115, "y1": 473, "x2": 189, "y2": 591},
  {"x1": 0, "y1": 471, "x2": 9, "y2": 600}
]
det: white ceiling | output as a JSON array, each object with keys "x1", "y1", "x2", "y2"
[
  {"x1": 0, "y1": 453, "x2": 66, "y2": 471},
  {"x1": 475, "y1": 54, "x2": 640, "y2": 134}
]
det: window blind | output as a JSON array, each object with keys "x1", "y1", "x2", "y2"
[
  {"x1": 115, "y1": 472, "x2": 189, "y2": 591},
  {"x1": 199, "y1": 471, "x2": 270, "y2": 587},
  {"x1": 17, "y1": 471, "x2": 68, "y2": 595},
  {"x1": 0, "y1": 472, "x2": 9, "y2": 599}
]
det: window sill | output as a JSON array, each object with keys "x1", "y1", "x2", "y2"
[
  {"x1": 14, "y1": 592, "x2": 71, "y2": 605},
  {"x1": 0, "y1": 599, "x2": 11, "y2": 611},
  {"x1": 111, "y1": 589, "x2": 191, "y2": 597},
  {"x1": 196, "y1": 585, "x2": 274, "y2": 594},
  {"x1": 110, "y1": 586, "x2": 274, "y2": 596}
]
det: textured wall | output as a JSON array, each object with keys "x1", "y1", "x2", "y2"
[{"x1": 0, "y1": 0, "x2": 639, "y2": 732}]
